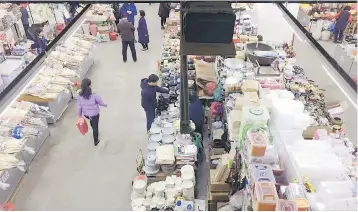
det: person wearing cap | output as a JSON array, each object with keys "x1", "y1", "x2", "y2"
[
  {"x1": 140, "y1": 74, "x2": 169, "y2": 131},
  {"x1": 189, "y1": 90, "x2": 204, "y2": 136}
]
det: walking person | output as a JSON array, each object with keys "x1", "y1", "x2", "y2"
[
  {"x1": 117, "y1": 14, "x2": 137, "y2": 62},
  {"x1": 141, "y1": 74, "x2": 169, "y2": 131},
  {"x1": 334, "y1": 6, "x2": 353, "y2": 43},
  {"x1": 18, "y1": 3, "x2": 34, "y2": 40},
  {"x1": 158, "y1": 2, "x2": 171, "y2": 29},
  {"x1": 120, "y1": 2, "x2": 137, "y2": 26},
  {"x1": 138, "y1": 10, "x2": 149, "y2": 51},
  {"x1": 77, "y1": 78, "x2": 107, "y2": 146}
]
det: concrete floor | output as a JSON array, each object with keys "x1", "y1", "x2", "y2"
[
  {"x1": 12, "y1": 3, "x2": 357, "y2": 211},
  {"x1": 13, "y1": 4, "x2": 163, "y2": 211}
]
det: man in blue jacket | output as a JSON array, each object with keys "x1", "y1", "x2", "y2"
[
  {"x1": 141, "y1": 74, "x2": 169, "y2": 131},
  {"x1": 120, "y1": 3, "x2": 137, "y2": 25},
  {"x1": 189, "y1": 90, "x2": 204, "y2": 136}
]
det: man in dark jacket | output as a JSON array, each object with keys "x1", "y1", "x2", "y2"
[
  {"x1": 189, "y1": 90, "x2": 204, "y2": 136},
  {"x1": 117, "y1": 15, "x2": 137, "y2": 62},
  {"x1": 141, "y1": 74, "x2": 169, "y2": 131},
  {"x1": 158, "y1": 3, "x2": 171, "y2": 29},
  {"x1": 334, "y1": 6, "x2": 352, "y2": 43}
]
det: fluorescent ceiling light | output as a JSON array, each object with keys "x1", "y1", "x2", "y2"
[
  {"x1": 282, "y1": 18, "x2": 303, "y2": 42},
  {"x1": 322, "y1": 65, "x2": 358, "y2": 110}
]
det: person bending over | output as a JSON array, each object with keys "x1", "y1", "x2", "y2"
[
  {"x1": 141, "y1": 74, "x2": 169, "y2": 131},
  {"x1": 31, "y1": 29, "x2": 47, "y2": 54},
  {"x1": 189, "y1": 90, "x2": 205, "y2": 137},
  {"x1": 334, "y1": 6, "x2": 353, "y2": 43},
  {"x1": 138, "y1": 10, "x2": 149, "y2": 51},
  {"x1": 77, "y1": 78, "x2": 107, "y2": 146},
  {"x1": 117, "y1": 14, "x2": 137, "y2": 62}
]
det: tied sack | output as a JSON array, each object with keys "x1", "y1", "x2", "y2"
[{"x1": 76, "y1": 117, "x2": 88, "y2": 135}]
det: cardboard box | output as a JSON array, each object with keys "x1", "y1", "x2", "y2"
[
  {"x1": 244, "y1": 92, "x2": 259, "y2": 102},
  {"x1": 209, "y1": 191, "x2": 230, "y2": 201},
  {"x1": 234, "y1": 97, "x2": 260, "y2": 109},
  {"x1": 209, "y1": 169, "x2": 231, "y2": 192},
  {"x1": 242, "y1": 80, "x2": 259, "y2": 92},
  {"x1": 303, "y1": 126, "x2": 332, "y2": 139},
  {"x1": 239, "y1": 35, "x2": 249, "y2": 43},
  {"x1": 249, "y1": 36, "x2": 258, "y2": 42}
]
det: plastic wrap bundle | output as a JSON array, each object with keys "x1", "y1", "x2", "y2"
[
  {"x1": 181, "y1": 180, "x2": 194, "y2": 201},
  {"x1": 12, "y1": 101, "x2": 54, "y2": 119},
  {"x1": 131, "y1": 198, "x2": 146, "y2": 211},
  {"x1": 259, "y1": 78, "x2": 284, "y2": 90},
  {"x1": 290, "y1": 150, "x2": 346, "y2": 182},
  {"x1": 132, "y1": 179, "x2": 147, "y2": 203},
  {"x1": 175, "y1": 134, "x2": 192, "y2": 145},
  {"x1": 153, "y1": 181, "x2": 166, "y2": 198},
  {"x1": 161, "y1": 164, "x2": 176, "y2": 173},
  {"x1": 0, "y1": 126, "x2": 11, "y2": 137},
  {"x1": 11, "y1": 46, "x2": 27, "y2": 56},
  {"x1": 0, "y1": 153, "x2": 26, "y2": 171},
  {"x1": 0, "y1": 137, "x2": 35, "y2": 154},
  {"x1": 224, "y1": 76, "x2": 242, "y2": 93},
  {"x1": 144, "y1": 154, "x2": 160, "y2": 176},
  {"x1": 271, "y1": 99, "x2": 312, "y2": 130},
  {"x1": 181, "y1": 165, "x2": 195, "y2": 184}
]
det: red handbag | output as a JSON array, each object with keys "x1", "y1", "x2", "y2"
[{"x1": 76, "y1": 117, "x2": 88, "y2": 135}]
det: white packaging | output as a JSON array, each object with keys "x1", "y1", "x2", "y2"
[{"x1": 316, "y1": 181, "x2": 355, "y2": 199}]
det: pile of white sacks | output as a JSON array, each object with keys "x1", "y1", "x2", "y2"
[{"x1": 131, "y1": 165, "x2": 195, "y2": 211}]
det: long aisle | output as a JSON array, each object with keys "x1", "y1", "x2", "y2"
[
  {"x1": 251, "y1": 4, "x2": 357, "y2": 144},
  {"x1": 13, "y1": 4, "x2": 162, "y2": 210}
]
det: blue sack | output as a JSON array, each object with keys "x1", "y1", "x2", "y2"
[
  {"x1": 329, "y1": 23, "x2": 335, "y2": 32},
  {"x1": 12, "y1": 126, "x2": 24, "y2": 139}
]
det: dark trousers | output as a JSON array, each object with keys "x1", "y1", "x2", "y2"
[
  {"x1": 161, "y1": 18, "x2": 167, "y2": 27},
  {"x1": 140, "y1": 43, "x2": 148, "y2": 49},
  {"x1": 145, "y1": 107, "x2": 155, "y2": 131},
  {"x1": 334, "y1": 27, "x2": 344, "y2": 42},
  {"x1": 85, "y1": 114, "x2": 100, "y2": 145},
  {"x1": 23, "y1": 24, "x2": 34, "y2": 41},
  {"x1": 194, "y1": 124, "x2": 203, "y2": 138},
  {"x1": 122, "y1": 40, "x2": 137, "y2": 62}
]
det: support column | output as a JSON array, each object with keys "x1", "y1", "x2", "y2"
[
  {"x1": 179, "y1": 2, "x2": 191, "y2": 134},
  {"x1": 180, "y1": 55, "x2": 190, "y2": 134}
]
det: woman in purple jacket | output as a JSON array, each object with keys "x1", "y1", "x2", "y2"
[
  {"x1": 138, "y1": 10, "x2": 149, "y2": 51},
  {"x1": 77, "y1": 78, "x2": 107, "y2": 146}
]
